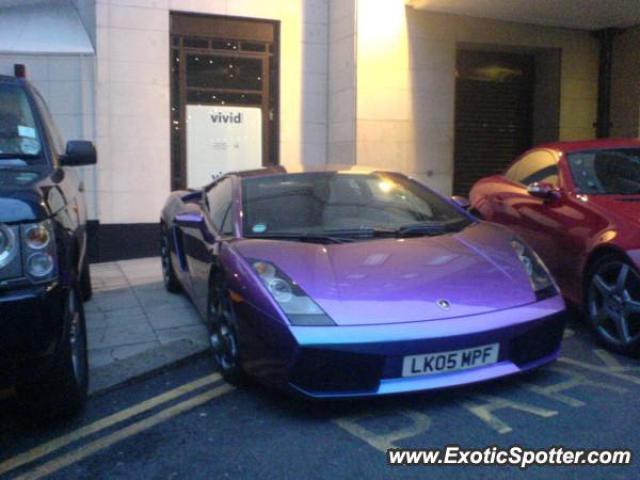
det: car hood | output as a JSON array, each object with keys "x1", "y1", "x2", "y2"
[
  {"x1": 234, "y1": 223, "x2": 538, "y2": 326},
  {"x1": 0, "y1": 168, "x2": 58, "y2": 222}
]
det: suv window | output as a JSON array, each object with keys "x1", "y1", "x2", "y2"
[
  {"x1": 31, "y1": 88, "x2": 65, "y2": 155},
  {"x1": 0, "y1": 83, "x2": 44, "y2": 166},
  {"x1": 505, "y1": 150, "x2": 558, "y2": 186},
  {"x1": 206, "y1": 177, "x2": 234, "y2": 235}
]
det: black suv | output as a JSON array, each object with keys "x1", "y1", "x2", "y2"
[{"x1": 0, "y1": 72, "x2": 96, "y2": 419}]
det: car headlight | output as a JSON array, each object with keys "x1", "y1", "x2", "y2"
[
  {"x1": 251, "y1": 259, "x2": 336, "y2": 326},
  {"x1": 25, "y1": 224, "x2": 51, "y2": 250},
  {"x1": 21, "y1": 220, "x2": 57, "y2": 283},
  {"x1": 0, "y1": 224, "x2": 18, "y2": 269},
  {"x1": 27, "y1": 252, "x2": 55, "y2": 277},
  {"x1": 510, "y1": 238, "x2": 558, "y2": 300}
]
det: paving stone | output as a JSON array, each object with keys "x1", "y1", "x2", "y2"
[
  {"x1": 91, "y1": 288, "x2": 140, "y2": 312},
  {"x1": 135, "y1": 288, "x2": 192, "y2": 311},
  {"x1": 110, "y1": 341, "x2": 162, "y2": 361},
  {"x1": 126, "y1": 276, "x2": 163, "y2": 287},
  {"x1": 85, "y1": 311, "x2": 106, "y2": 326},
  {"x1": 87, "y1": 326, "x2": 107, "y2": 345},
  {"x1": 86, "y1": 257, "x2": 210, "y2": 394},
  {"x1": 84, "y1": 300, "x2": 101, "y2": 314},
  {"x1": 93, "y1": 280, "x2": 130, "y2": 292},
  {"x1": 147, "y1": 305, "x2": 202, "y2": 330},
  {"x1": 89, "y1": 339, "x2": 208, "y2": 394},
  {"x1": 156, "y1": 324, "x2": 209, "y2": 347},
  {"x1": 90, "y1": 322, "x2": 158, "y2": 349},
  {"x1": 87, "y1": 348, "x2": 115, "y2": 369}
]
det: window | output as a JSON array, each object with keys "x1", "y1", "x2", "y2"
[
  {"x1": 523, "y1": 164, "x2": 559, "y2": 186},
  {"x1": 568, "y1": 149, "x2": 640, "y2": 194},
  {"x1": 206, "y1": 177, "x2": 234, "y2": 234},
  {"x1": 31, "y1": 88, "x2": 64, "y2": 155},
  {"x1": 241, "y1": 172, "x2": 470, "y2": 237},
  {"x1": 0, "y1": 84, "x2": 44, "y2": 164},
  {"x1": 221, "y1": 204, "x2": 234, "y2": 236},
  {"x1": 170, "y1": 13, "x2": 279, "y2": 190},
  {"x1": 505, "y1": 150, "x2": 558, "y2": 186}
]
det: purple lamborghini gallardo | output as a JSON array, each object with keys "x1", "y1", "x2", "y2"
[{"x1": 160, "y1": 167, "x2": 566, "y2": 398}]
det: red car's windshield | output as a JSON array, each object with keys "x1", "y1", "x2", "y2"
[{"x1": 567, "y1": 148, "x2": 640, "y2": 195}]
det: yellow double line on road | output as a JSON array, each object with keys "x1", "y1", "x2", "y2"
[{"x1": 1, "y1": 373, "x2": 235, "y2": 480}]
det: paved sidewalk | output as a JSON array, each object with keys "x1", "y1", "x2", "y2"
[{"x1": 85, "y1": 257, "x2": 209, "y2": 394}]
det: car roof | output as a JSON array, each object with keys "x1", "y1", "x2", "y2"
[
  {"x1": 231, "y1": 164, "x2": 401, "y2": 181},
  {"x1": 536, "y1": 138, "x2": 640, "y2": 153},
  {"x1": 0, "y1": 75, "x2": 26, "y2": 86}
]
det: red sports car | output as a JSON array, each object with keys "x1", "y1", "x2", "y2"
[{"x1": 470, "y1": 139, "x2": 640, "y2": 355}]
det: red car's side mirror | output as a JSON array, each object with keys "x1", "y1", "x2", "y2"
[{"x1": 527, "y1": 182, "x2": 560, "y2": 201}]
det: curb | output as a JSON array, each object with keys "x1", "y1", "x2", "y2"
[{"x1": 89, "y1": 339, "x2": 210, "y2": 397}]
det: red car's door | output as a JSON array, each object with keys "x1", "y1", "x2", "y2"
[{"x1": 484, "y1": 150, "x2": 579, "y2": 294}]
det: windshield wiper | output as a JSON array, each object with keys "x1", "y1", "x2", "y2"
[
  {"x1": 324, "y1": 227, "x2": 397, "y2": 239},
  {"x1": 248, "y1": 233, "x2": 354, "y2": 244},
  {"x1": 395, "y1": 223, "x2": 452, "y2": 237},
  {"x1": 327, "y1": 222, "x2": 466, "y2": 240}
]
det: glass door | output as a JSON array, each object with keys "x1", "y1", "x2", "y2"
[{"x1": 170, "y1": 14, "x2": 279, "y2": 189}]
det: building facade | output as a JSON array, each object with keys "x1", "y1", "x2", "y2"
[{"x1": 1, "y1": 0, "x2": 639, "y2": 260}]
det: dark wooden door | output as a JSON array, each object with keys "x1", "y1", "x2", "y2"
[{"x1": 453, "y1": 50, "x2": 535, "y2": 196}]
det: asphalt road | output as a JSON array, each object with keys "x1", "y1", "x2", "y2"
[{"x1": 1, "y1": 314, "x2": 639, "y2": 480}]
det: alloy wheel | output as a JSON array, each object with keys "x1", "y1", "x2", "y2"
[
  {"x1": 208, "y1": 282, "x2": 239, "y2": 371},
  {"x1": 587, "y1": 260, "x2": 640, "y2": 346}
]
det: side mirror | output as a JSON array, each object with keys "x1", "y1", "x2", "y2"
[
  {"x1": 60, "y1": 141, "x2": 97, "y2": 167},
  {"x1": 175, "y1": 210, "x2": 206, "y2": 229},
  {"x1": 527, "y1": 182, "x2": 560, "y2": 201},
  {"x1": 451, "y1": 195, "x2": 471, "y2": 210}
]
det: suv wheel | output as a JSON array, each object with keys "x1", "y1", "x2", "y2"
[
  {"x1": 80, "y1": 258, "x2": 92, "y2": 302},
  {"x1": 17, "y1": 285, "x2": 89, "y2": 420}
]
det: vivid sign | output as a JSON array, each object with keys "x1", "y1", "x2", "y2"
[{"x1": 186, "y1": 105, "x2": 262, "y2": 188}]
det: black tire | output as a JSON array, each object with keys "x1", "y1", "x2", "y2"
[
  {"x1": 161, "y1": 225, "x2": 181, "y2": 293},
  {"x1": 584, "y1": 254, "x2": 640, "y2": 356},
  {"x1": 80, "y1": 257, "x2": 92, "y2": 302},
  {"x1": 207, "y1": 271, "x2": 245, "y2": 385},
  {"x1": 17, "y1": 285, "x2": 89, "y2": 421}
]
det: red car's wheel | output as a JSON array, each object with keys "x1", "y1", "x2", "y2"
[{"x1": 586, "y1": 255, "x2": 640, "y2": 356}]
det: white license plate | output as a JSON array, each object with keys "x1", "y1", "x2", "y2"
[{"x1": 402, "y1": 343, "x2": 500, "y2": 377}]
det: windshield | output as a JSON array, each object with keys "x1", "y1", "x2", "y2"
[
  {"x1": 568, "y1": 149, "x2": 640, "y2": 194},
  {"x1": 241, "y1": 172, "x2": 471, "y2": 241},
  {"x1": 0, "y1": 84, "x2": 43, "y2": 168}
]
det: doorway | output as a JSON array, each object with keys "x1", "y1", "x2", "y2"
[
  {"x1": 453, "y1": 50, "x2": 535, "y2": 196},
  {"x1": 170, "y1": 13, "x2": 279, "y2": 190}
]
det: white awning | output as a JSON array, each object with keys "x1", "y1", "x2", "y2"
[
  {"x1": 408, "y1": 0, "x2": 640, "y2": 30},
  {"x1": 0, "y1": 0, "x2": 94, "y2": 54}
]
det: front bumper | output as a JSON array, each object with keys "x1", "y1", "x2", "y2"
[
  {"x1": 285, "y1": 296, "x2": 567, "y2": 398},
  {"x1": 0, "y1": 283, "x2": 66, "y2": 388}
]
